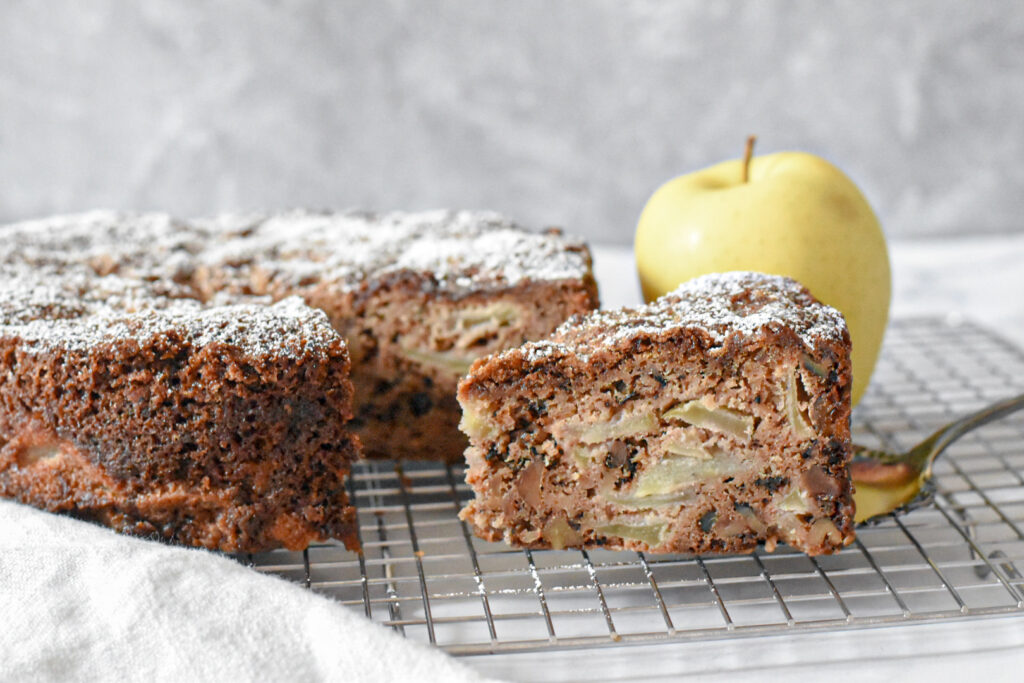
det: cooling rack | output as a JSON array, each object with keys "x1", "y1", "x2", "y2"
[{"x1": 243, "y1": 317, "x2": 1024, "y2": 655}]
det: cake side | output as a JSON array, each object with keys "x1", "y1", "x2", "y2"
[
  {"x1": 0, "y1": 290, "x2": 360, "y2": 552},
  {"x1": 457, "y1": 272, "x2": 854, "y2": 556}
]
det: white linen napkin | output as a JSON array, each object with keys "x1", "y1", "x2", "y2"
[{"x1": 0, "y1": 500, "x2": 491, "y2": 682}]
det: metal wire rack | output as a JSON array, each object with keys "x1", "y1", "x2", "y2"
[{"x1": 243, "y1": 317, "x2": 1024, "y2": 655}]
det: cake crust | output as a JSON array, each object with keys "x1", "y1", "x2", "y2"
[{"x1": 0, "y1": 270, "x2": 359, "y2": 552}]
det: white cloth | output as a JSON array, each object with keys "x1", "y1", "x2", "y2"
[{"x1": 0, "y1": 500, "x2": 490, "y2": 683}]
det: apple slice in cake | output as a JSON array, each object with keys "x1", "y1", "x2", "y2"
[{"x1": 457, "y1": 271, "x2": 855, "y2": 556}]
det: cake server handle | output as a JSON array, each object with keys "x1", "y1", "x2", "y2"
[
  {"x1": 905, "y1": 392, "x2": 1024, "y2": 477},
  {"x1": 852, "y1": 391, "x2": 1024, "y2": 524}
]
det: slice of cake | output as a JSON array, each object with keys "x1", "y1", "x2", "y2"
[
  {"x1": 0, "y1": 269, "x2": 359, "y2": 553},
  {"x1": 457, "y1": 272, "x2": 855, "y2": 556}
]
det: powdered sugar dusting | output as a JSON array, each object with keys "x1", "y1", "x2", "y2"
[
  {"x1": 0, "y1": 211, "x2": 205, "y2": 276},
  {"x1": 0, "y1": 209, "x2": 589, "y2": 356},
  {"x1": 195, "y1": 209, "x2": 591, "y2": 294},
  {"x1": 0, "y1": 263, "x2": 338, "y2": 357},
  {"x1": 510, "y1": 271, "x2": 848, "y2": 364}
]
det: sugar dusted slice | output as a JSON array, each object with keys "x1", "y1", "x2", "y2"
[{"x1": 457, "y1": 272, "x2": 855, "y2": 556}]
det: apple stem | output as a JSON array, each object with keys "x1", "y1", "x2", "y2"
[{"x1": 742, "y1": 135, "x2": 757, "y2": 183}]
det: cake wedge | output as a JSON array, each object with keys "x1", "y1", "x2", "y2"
[{"x1": 457, "y1": 271, "x2": 855, "y2": 556}]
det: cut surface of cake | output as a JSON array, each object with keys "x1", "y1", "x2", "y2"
[{"x1": 457, "y1": 271, "x2": 855, "y2": 556}]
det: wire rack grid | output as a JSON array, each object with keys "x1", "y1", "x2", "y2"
[{"x1": 242, "y1": 317, "x2": 1024, "y2": 656}]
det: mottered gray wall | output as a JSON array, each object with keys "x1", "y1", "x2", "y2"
[{"x1": 1, "y1": 1, "x2": 1022, "y2": 243}]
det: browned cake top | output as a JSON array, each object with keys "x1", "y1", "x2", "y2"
[
  {"x1": 0, "y1": 211, "x2": 206, "y2": 282},
  {"x1": 197, "y1": 209, "x2": 592, "y2": 296},
  {"x1": 506, "y1": 271, "x2": 848, "y2": 365},
  {"x1": 1, "y1": 209, "x2": 592, "y2": 297},
  {"x1": 1, "y1": 208, "x2": 591, "y2": 354},
  {"x1": 0, "y1": 267, "x2": 340, "y2": 358}
]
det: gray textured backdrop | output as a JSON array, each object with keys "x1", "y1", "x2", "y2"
[{"x1": 1, "y1": 1, "x2": 1022, "y2": 243}]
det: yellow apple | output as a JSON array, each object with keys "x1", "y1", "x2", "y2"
[{"x1": 635, "y1": 148, "x2": 891, "y2": 406}]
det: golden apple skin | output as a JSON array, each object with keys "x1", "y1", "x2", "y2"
[{"x1": 635, "y1": 152, "x2": 891, "y2": 406}]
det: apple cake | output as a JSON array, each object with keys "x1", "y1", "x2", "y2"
[
  {"x1": 457, "y1": 271, "x2": 856, "y2": 556},
  {"x1": 0, "y1": 268, "x2": 359, "y2": 552},
  {"x1": 0, "y1": 209, "x2": 596, "y2": 550}
]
